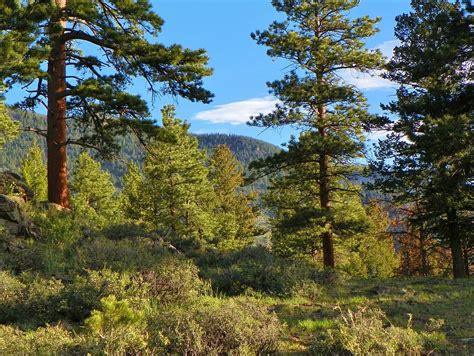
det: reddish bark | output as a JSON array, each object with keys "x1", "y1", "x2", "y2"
[{"x1": 47, "y1": 0, "x2": 69, "y2": 208}]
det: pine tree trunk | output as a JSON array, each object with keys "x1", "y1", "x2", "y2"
[
  {"x1": 318, "y1": 104, "x2": 335, "y2": 268},
  {"x1": 447, "y1": 208, "x2": 466, "y2": 278},
  {"x1": 47, "y1": 0, "x2": 69, "y2": 208}
]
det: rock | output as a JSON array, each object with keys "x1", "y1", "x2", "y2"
[
  {"x1": 0, "y1": 194, "x2": 37, "y2": 237},
  {"x1": 0, "y1": 194, "x2": 23, "y2": 223},
  {"x1": 0, "y1": 171, "x2": 33, "y2": 201}
]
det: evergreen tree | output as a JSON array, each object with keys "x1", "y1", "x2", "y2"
[
  {"x1": 21, "y1": 142, "x2": 47, "y2": 202},
  {"x1": 71, "y1": 152, "x2": 119, "y2": 227},
  {"x1": 265, "y1": 135, "x2": 370, "y2": 263},
  {"x1": 0, "y1": 98, "x2": 18, "y2": 148},
  {"x1": 338, "y1": 201, "x2": 399, "y2": 278},
  {"x1": 369, "y1": 0, "x2": 473, "y2": 278},
  {"x1": 208, "y1": 144, "x2": 260, "y2": 250},
  {"x1": 0, "y1": 0, "x2": 213, "y2": 208},
  {"x1": 121, "y1": 162, "x2": 145, "y2": 222},
  {"x1": 139, "y1": 106, "x2": 217, "y2": 248},
  {"x1": 250, "y1": 0, "x2": 383, "y2": 267}
]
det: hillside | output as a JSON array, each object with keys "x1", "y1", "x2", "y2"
[{"x1": 0, "y1": 110, "x2": 280, "y2": 190}]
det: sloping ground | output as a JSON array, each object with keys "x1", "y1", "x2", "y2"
[{"x1": 271, "y1": 277, "x2": 474, "y2": 354}]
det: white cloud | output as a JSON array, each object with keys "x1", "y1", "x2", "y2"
[
  {"x1": 376, "y1": 39, "x2": 400, "y2": 58},
  {"x1": 194, "y1": 96, "x2": 280, "y2": 125},
  {"x1": 341, "y1": 69, "x2": 394, "y2": 90},
  {"x1": 340, "y1": 39, "x2": 401, "y2": 90},
  {"x1": 366, "y1": 129, "x2": 392, "y2": 142}
]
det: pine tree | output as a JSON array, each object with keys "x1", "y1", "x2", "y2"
[
  {"x1": 208, "y1": 144, "x2": 260, "y2": 250},
  {"x1": 265, "y1": 134, "x2": 371, "y2": 263},
  {"x1": 21, "y1": 142, "x2": 47, "y2": 202},
  {"x1": 70, "y1": 152, "x2": 119, "y2": 227},
  {"x1": 121, "y1": 162, "x2": 146, "y2": 222},
  {"x1": 0, "y1": 97, "x2": 18, "y2": 148},
  {"x1": 250, "y1": 0, "x2": 383, "y2": 268},
  {"x1": 139, "y1": 106, "x2": 217, "y2": 248},
  {"x1": 369, "y1": 0, "x2": 473, "y2": 278},
  {"x1": 338, "y1": 201, "x2": 399, "y2": 278},
  {"x1": 0, "y1": 0, "x2": 213, "y2": 208}
]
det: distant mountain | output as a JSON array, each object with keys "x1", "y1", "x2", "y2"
[{"x1": 0, "y1": 110, "x2": 280, "y2": 191}]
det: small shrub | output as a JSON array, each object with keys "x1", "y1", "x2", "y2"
[
  {"x1": 149, "y1": 296, "x2": 282, "y2": 355},
  {"x1": 311, "y1": 307, "x2": 448, "y2": 355},
  {"x1": 0, "y1": 272, "x2": 64, "y2": 326},
  {"x1": 20, "y1": 273, "x2": 65, "y2": 325},
  {"x1": 141, "y1": 257, "x2": 206, "y2": 304},
  {"x1": 83, "y1": 295, "x2": 148, "y2": 355},
  {"x1": 74, "y1": 236, "x2": 167, "y2": 272},
  {"x1": 0, "y1": 271, "x2": 25, "y2": 322},
  {"x1": 0, "y1": 324, "x2": 76, "y2": 355},
  {"x1": 200, "y1": 246, "x2": 321, "y2": 296},
  {"x1": 291, "y1": 280, "x2": 325, "y2": 301},
  {"x1": 62, "y1": 268, "x2": 145, "y2": 322}
]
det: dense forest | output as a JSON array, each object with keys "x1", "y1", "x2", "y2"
[
  {"x1": 0, "y1": 109, "x2": 279, "y2": 190},
  {"x1": 0, "y1": 0, "x2": 472, "y2": 354}
]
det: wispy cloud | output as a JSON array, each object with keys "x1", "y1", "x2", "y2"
[
  {"x1": 376, "y1": 39, "x2": 400, "y2": 58},
  {"x1": 341, "y1": 39, "x2": 400, "y2": 90},
  {"x1": 341, "y1": 69, "x2": 394, "y2": 90},
  {"x1": 193, "y1": 41, "x2": 401, "y2": 125},
  {"x1": 194, "y1": 96, "x2": 280, "y2": 125}
]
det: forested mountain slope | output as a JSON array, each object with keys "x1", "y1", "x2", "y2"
[{"x1": 0, "y1": 110, "x2": 280, "y2": 190}]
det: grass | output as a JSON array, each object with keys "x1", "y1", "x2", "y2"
[{"x1": 266, "y1": 277, "x2": 474, "y2": 354}]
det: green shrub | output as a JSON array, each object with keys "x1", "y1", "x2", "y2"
[
  {"x1": 0, "y1": 324, "x2": 76, "y2": 355},
  {"x1": 199, "y1": 246, "x2": 321, "y2": 296},
  {"x1": 311, "y1": 307, "x2": 448, "y2": 355},
  {"x1": 73, "y1": 236, "x2": 167, "y2": 272},
  {"x1": 291, "y1": 280, "x2": 325, "y2": 301},
  {"x1": 83, "y1": 295, "x2": 149, "y2": 355},
  {"x1": 62, "y1": 268, "x2": 146, "y2": 322},
  {"x1": 0, "y1": 272, "x2": 64, "y2": 326},
  {"x1": 149, "y1": 296, "x2": 282, "y2": 355},
  {"x1": 0, "y1": 270, "x2": 25, "y2": 322},
  {"x1": 141, "y1": 257, "x2": 206, "y2": 304}
]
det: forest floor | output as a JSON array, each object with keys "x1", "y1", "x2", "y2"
[{"x1": 267, "y1": 277, "x2": 474, "y2": 354}]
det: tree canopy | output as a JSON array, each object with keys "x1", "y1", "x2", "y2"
[
  {"x1": 250, "y1": 0, "x2": 384, "y2": 267},
  {"x1": 0, "y1": 0, "x2": 213, "y2": 207}
]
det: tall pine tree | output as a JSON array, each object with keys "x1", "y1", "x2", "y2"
[
  {"x1": 0, "y1": 0, "x2": 213, "y2": 207},
  {"x1": 250, "y1": 0, "x2": 383, "y2": 267},
  {"x1": 369, "y1": 0, "x2": 473, "y2": 278}
]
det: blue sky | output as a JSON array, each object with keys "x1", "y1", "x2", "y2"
[
  {"x1": 152, "y1": 0, "x2": 412, "y2": 146},
  {"x1": 6, "y1": 0, "x2": 413, "y2": 147}
]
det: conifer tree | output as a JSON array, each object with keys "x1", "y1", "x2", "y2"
[
  {"x1": 208, "y1": 144, "x2": 260, "y2": 250},
  {"x1": 338, "y1": 201, "x2": 399, "y2": 278},
  {"x1": 0, "y1": 97, "x2": 18, "y2": 148},
  {"x1": 0, "y1": 0, "x2": 213, "y2": 208},
  {"x1": 21, "y1": 142, "x2": 47, "y2": 202},
  {"x1": 369, "y1": 0, "x2": 473, "y2": 278},
  {"x1": 250, "y1": 0, "x2": 383, "y2": 267},
  {"x1": 121, "y1": 162, "x2": 145, "y2": 222},
  {"x1": 139, "y1": 106, "x2": 217, "y2": 248},
  {"x1": 71, "y1": 152, "x2": 119, "y2": 227},
  {"x1": 265, "y1": 134, "x2": 371, "y2": 262}
]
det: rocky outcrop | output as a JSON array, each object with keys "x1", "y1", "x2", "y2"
[
  {"x1": 0, "y1": 171, "x2": 33, "y2": 201},
  {"x1": 0, "y1": 194, "x2": 36, "y2": 237}
]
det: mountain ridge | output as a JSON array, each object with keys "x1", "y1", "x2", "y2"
[{"x1": 0, "y1": 110, "x2": 280, "y2": 190}]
